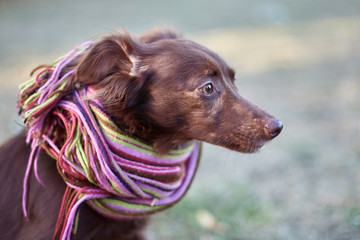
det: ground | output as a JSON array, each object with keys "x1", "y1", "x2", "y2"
[{"x1": 1, "y1": 0, "x2": 360, "y2": 239}]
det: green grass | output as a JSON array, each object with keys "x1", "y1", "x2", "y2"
[{"x1": 147, "y1": 185, "x2": 276, "y2": 240}]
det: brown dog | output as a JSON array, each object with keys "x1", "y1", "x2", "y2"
[{"x1": 0, "y1": 29, "x2": 282, "y2": 239}]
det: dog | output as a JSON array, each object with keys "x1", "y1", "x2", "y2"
[{"x1": 0, "y1": 28, "x2": 282, "y2": 240}]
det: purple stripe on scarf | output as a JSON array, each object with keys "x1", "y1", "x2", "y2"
[
  {"x1": 58, "y1": 99, "x2": 134, "y2": 197},
  {"x1": 73, "y1": 92, "x2": 145, "y2": 197},
  {"x1": 126, "y1": 142, "x2": 199, "y2": 206}
]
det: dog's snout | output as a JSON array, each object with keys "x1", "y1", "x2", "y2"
[{"x1": 265, "y1": 119, "x2": 283, "y2": 139}]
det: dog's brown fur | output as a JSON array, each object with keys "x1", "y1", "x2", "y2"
[{"x1": 0, "y1": 29, "x2": 282, "y2": 239}]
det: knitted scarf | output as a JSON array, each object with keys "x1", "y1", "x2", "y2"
[{"x1": 18, "y1": 41, "x2": 200, "y2": 240}]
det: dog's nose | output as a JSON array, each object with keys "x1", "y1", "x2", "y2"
[{"x1": 265, "y1": 120, "x2": 283, "y2": 139}]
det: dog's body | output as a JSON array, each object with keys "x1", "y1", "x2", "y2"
[
  {"x1": 0, "y1": 132, "x2": 147, "y2": 240},
  {"x1": 0, "y1": 29, "x2": 282, "y2": 239}
]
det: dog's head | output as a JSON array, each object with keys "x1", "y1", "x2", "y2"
[{"x1": 75, "y1": 29, "x2": 282, "y2": 154}]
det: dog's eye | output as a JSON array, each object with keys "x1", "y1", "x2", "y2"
[{"x1": 200, "y1": 83, "x2": 214, "y2": 95}]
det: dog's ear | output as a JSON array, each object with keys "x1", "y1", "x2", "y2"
[
  {"x1": 76, "y1": 33, "x2": 136, "y2": 85},
  {"x1": 76, "y1": 33, "x2": 149, "y2": 111},
  {"x1": 139, "y1": 28, "x2": 182, "y2": 43}
]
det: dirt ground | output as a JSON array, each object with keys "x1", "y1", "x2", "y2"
[{"x1": 1, "y1": 0, "x2": 360, "y2": 239}]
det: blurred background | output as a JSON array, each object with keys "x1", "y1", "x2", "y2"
[{"x1": 1, "y1": 0, "x2": 360, "y2": 239}]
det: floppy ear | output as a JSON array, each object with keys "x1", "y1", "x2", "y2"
[
  {"x1": 139, "y1": 28, "x2": 182, "y2": 43},
  {"x1": 76, "y1": 33, "x2": 134, "y2": 85},
  {"x1": 75, "y1": 33, "x2": 149, "y2": 111}
]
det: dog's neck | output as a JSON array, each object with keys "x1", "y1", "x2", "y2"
[{"x1": 113, "y1": 120, "x2": 193, "y2": 154}]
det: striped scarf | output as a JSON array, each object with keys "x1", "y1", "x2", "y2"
[{"x1": 18, "y1": 41, "x2": 200, "y2": 239}]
